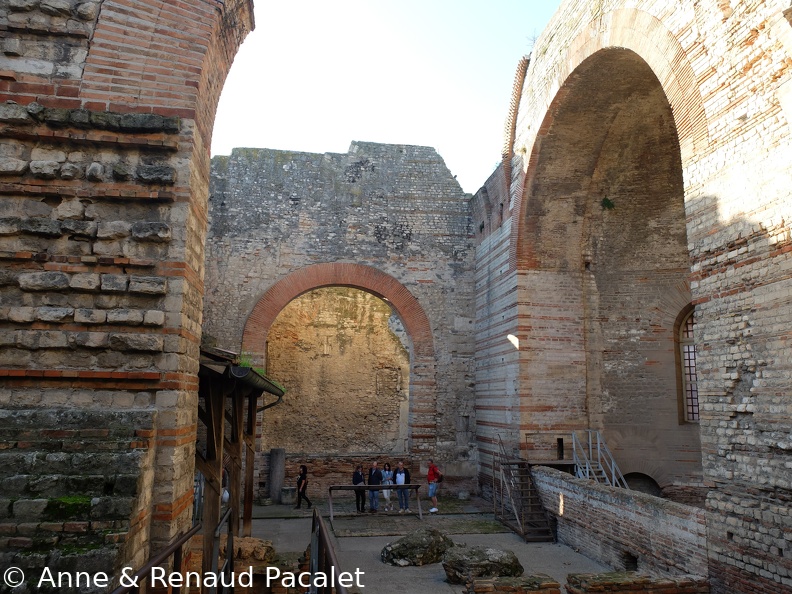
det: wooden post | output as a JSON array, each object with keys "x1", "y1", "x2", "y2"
[
  {"x1": 229, "y1": 387, "x2": 245, "y2": 538},
  {"x1": 243, "y1": 393, "x2": 257, "y2": 537},
  {"x1": 200, "y1": 378, "x2": 225, "y2": 590}
]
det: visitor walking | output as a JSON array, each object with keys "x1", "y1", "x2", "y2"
[
  {"x1": 367, "y1": 460, "x2": 383, "y2": 512},
  {"x1": 427, "y1": 459, "x2": 442, "y2": 513},
  {"x1": 352, "y1": 464, "x2": 366, "y2": 513},
  {"x1": 294, "y1": 464, "x2": 312, "y2": 509},
  {"x1": 394, "y1": 460, "x2": 411, "y2": 513}
]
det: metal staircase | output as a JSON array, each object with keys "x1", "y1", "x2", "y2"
[
  {"x1": 572, "y1": 430, "x2": 629, "y2": 489},
  {"x1": 493, "y1": 436, "x2": 555, "y2": 542}
]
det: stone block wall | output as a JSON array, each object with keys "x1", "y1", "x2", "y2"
[
  {"x1": 0, "y1": 409, "x2": 156, "y2": 591},
  {"x1": 204, "y1": 143, "x2": 477, "y2": 473},
  {"x1": 464, "y1": 574, "x2": 561, "y2": 593},
  {"x1": 532, "y1": 467, "x2": 708, "y2": 579},
  {"x1": 0, "y1": 0, "x2": 254, "y2": 580}
]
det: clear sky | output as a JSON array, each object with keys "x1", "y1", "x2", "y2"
[{"x1": 211, "y1": 1, "x2": 562, "y2": 194}]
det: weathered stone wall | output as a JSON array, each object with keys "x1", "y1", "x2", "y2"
[
  {"x1": 263, "y1": 287, "x2": 410, "y2": 455},
  {"x1": 533, "y1": 467, "x2": 708, "y2": 579},
  {"x1": 204, "y1": 143, "x2": 477, "y2": 474},
  {"x1": 0, "y1": 409, "x2": 156, "y2": 587},
  {"x1": 2, "y1": 1, "x2": 791, "y2": 591},
  {"x1": 0, "y1": 0, "x2": 254, "y2": 583}
]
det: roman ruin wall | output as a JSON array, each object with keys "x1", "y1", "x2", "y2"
[
  {"x1": 0, "y1": 1, "x2": 790, "y2": 592},
  {"x1": 0, "y1": 0, "x2": 254, "y2": 584},
  {"x1": 203, "y1": 143, "x2": 478, "y2": 487},
  {"x1": 533, "y1": 467, "x2": 708, "y2": 578},
  {"x1": 263, "y1": 287, "x2": 410, "y2": 455},
  {"x1": 472, "y1": 1, "x2": 792, "y2": 592}
]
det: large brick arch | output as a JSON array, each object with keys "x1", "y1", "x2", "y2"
[
  {"x1": 509, "y1": 7, "x2": 707, "y2": 271},
  {"x1": 242, "y1": 263, "x2": 434, "y2": 359},
  {"x1": 241, "y1": 263, "x2": 438, "y2": 452},
  {"x1": 504, "y1": 6, "x2": 703, "y2": 495}
]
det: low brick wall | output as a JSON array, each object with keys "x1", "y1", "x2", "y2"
[
  {"x1": 566, "y1": 572, "x2": 709, "y2": 593},
  {"x1": 531, "y1": 467, "x2": 708, "y2": 578}
]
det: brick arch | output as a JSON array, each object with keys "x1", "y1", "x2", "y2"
[
  {"x1": 506, "y1": 6, "x2": 704, "y2": 493},
  {"x1": 242, "y1": 263, "x2": 438, "y2": 452},
  {"x1": 509, "y1": 7, "x2": 707, "y2": 271},
  {"x1": 242, "y1": 263, "x2": 434, "y2": 360}
]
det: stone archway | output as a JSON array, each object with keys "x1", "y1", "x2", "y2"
[
  {"x1": 513, "y1": 45, "x2": 703, "y2": 493},
  {"x1": 510, "y1": 7, "x2": 708, "y2": 272},
  {"x1": 242, "y1": 262, "x2": 437, "y2": 453}
]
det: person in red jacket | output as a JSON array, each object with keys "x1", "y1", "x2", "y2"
[{"x1": 427, "y1": 459, "x2": 442, "y2": 513}]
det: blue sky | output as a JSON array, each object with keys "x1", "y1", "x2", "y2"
[{"x1": 211, "y1": 1, "x2": 562, "y2": 193}]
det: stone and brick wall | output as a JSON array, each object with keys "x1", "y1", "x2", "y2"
[
  {"x1": 0, "y1": 0, "x2": 254, "y2": 583},
  {"x1": 2, "y1": 1, "x2": 792, "y2": 592},
  {"x1": 0, "y1": 409, "x2": 156, "y2": 587},
  {"x1": 204, "y1": 143, "x2": 477, "y2": 478},
  {"x1": 532, "y1": 467, "x2": 708, "y2": 578},
  {"x1": 464, "y1": 572, "x2": 709, "y2": 594},
  {"x1": 464, "y1": 574, "x2": 561, "y2": 593},
  {"x1": 474, "y1": 1, "x2": 792, "y2": 591}
]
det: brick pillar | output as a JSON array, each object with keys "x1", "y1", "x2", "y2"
[{"x1": 0, "y1": 0, "x2": 254, "y2": 578}]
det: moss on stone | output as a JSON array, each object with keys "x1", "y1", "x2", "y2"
[{"x1": 43, "y1": 495, "x2": 92, "y2": 521}]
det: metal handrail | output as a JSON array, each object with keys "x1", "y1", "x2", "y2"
[
  {"x1": 210, "y1": 506, "x2": 234, "y2": 594},
  {"x1": 309, "y1": 508, "x2": 349, "y2": 594},
  {"x1": 494, "y1": 435, "x2": 524, "y2": 535},
  {"x1": 593, "y1": 431, "x2": 629, "y2": 489},
  {"x1": 572, "y1": 432, "x2": 596, "y2": 480},
  {"x1": 110, "y1": 522, "x2": 203, "y2": 594},
  {"x1": 572, "y1": 430, "x2": 628, "y2": 489}
]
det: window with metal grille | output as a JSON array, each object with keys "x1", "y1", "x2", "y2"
[{"x1": 680, "y1": 311, "x2": 699, "y2": 422}]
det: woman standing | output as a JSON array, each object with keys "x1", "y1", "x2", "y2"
[
  {"x1": 294, "y1": 465, "x2": 312, "y2": 509},
  {"x1": 381, "y1": 462, "x2": 394, "y2": 511}
]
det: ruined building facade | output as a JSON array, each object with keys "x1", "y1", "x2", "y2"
[{"x1": 1, "y1": 1, "x2": 791, "y2": 593}]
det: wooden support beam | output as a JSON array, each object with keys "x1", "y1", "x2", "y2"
[
  {"x1": 202, "y1": 378, "x2": 225, "y2": 587},
  {"x1": 228, "y1": 388, "x2": 245, "y2": 538},
  {"x1": 243, "y1": 393, "x2": 257, "y2": 537}
]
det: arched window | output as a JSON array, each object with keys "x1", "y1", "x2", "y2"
[{"x1": 677, "y1": 308, "x2": 699, "y2": 422}]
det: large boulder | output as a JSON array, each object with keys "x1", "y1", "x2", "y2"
[
  {"x1": 442, "y1": 545, "x2": 524, "y2": 584},
  {"x1": 381, "y1": 527, "x2": 455, "y2": 566}
]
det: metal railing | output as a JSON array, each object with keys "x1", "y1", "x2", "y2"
[
  {"x1": 109, "y1": 522, "x2": 202, "y2": 594},
  {"x1": 309, "y1": 508, "x2": 349, "y2": 594},
  {"x1": 493, "y1": 435, "x2": 524, "y2": 535},
  {"x1": 572, "y1": 430, "x2": 629, "y2": 489},
  {"x1": 208, "y1": 506, "x2": 235, "y2": 594},
  {"x1": 326, "y1": 484, "x2": 423, "y2": 521},
  {"x1": 110, "y1": 501, "x2": 235, "y2": 594}
]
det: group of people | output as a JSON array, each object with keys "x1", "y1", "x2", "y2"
[
  {"x1": 352, "y1": 458, "x2": 442, "y2": 514},
  {"x1": 294, "y1": 459, "x2": 443, "y2": 514}
]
